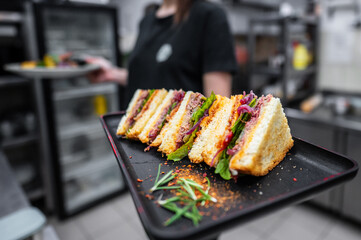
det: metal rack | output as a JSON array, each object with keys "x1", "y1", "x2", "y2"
[
  {"x1": 0, "y1": 76, "x2": 44, "y2": 202},
  {"x1": 247, "y1": 15, "x2": 319, "y2": 107},
  {"x1": 27, "y1": 2, "x2": 125, "y2": 218}
]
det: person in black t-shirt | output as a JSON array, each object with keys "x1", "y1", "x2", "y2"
[{"x1": 87, "y1": 0, "x2": 237, "y2": 102}]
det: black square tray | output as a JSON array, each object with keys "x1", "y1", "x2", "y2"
[{"x1": 100, "y1": 113, "x2": 358, "y2": 240}]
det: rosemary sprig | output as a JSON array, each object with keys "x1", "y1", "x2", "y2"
[
  {"x1": 150, "y1": 164, "x2": 177, "y2": 192},
  {"x1": 164, "y1": 202, "x2": 195, "y2": 226},
  {"x1": 158, "y1": 196, "x2": 202, "y2": 226},
  {"x1": 157, "y1": 195, "x2": 180, "y2": 205},
  {"x1": 180, "y1": 178, "x2": 217, "y2": 203},
  {"x1": 151, "y1": 164, "x2": 217, "y2": 226},
  {"x1": 201, "y1": 177, "x2": 211, "y2": 206},
  {"x1": 178, "y1": 178, "x2": 197, "y2": 200}
]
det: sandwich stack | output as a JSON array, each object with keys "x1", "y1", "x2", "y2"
[{"x1": 116, "y1": 89, "x2": 294, "y2": 180}]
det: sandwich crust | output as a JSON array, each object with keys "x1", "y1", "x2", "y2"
[
  {"x1": 117, "y1": 89, "x2": 144, "y2": 136},
  {"x1": 150, "y1": 102, "x2": 180, "y2": 147},
  {"x1": 138, "y1": 90, "x2": 175, "y2": 144},
  {"x1": 188, "y1": 95, "x2": 232, "y2": 164},
  {"x1": 157, "y1": 91, "x2": 204, "y2": 155},
  {"x1": 126, "y1": 89, "x2": 168, "y2": 140},
  {"x1": 229, "y1": 96, "x2": 294, "y2": 176}
]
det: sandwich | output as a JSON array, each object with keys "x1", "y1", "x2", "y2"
[
  {"x1": 188, "y1": 95, "x2": 238, "y2": 165},
  {"x1": 189, "y1": 92, "x2": 293, "y2": 179},
  {"x1": 153, "y1": 91, "x2": 216, "y2": 157},
  {"x1": 116, "y1": 89, "x2": 293, "y2": 179},
  {"x1": 138, "y1": 89, "x2": 185, "y2": 144},
  {"x1": 117, "y1": 89, "x2": 167, "y2": 139},
  {"x1": 228, "y1": 94, "x2": 293, "y2": 177}
]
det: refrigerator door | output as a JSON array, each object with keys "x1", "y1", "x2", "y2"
[
  {"x1": 33, "y1": 3, "x2": 124, "y2": 218},
  {"x1": 38, "y1": 4, "x2": 118, "y2": 63}
]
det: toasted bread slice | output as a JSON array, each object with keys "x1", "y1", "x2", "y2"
[
  {"x1": 188, "y1": 95, "x2": 245, "y2": 166},
  {"x1": 117, "y1": 89, "x2": 148, "y2": 136},
  {"x1": 150, "y1": 91, "x2": 186, "y2": 148},
  {"x1": 157, "y1": 91, "x2": 204, "y2": 155},
  {"x1": 138, "y1": 90, "x2": 176, "y2": 144},
  {"x1": 229, "y1": 95, "x2": 294, "y2": 176},
  {"x1": 188, "y1": 95, "x2": 232, "y2": 164},
  {"x1": 126, "y1": 89, "x2": 168, "y2": 140}
]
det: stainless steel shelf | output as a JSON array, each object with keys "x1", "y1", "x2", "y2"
[
  {"x1": 251, "y1": 15, "x2": 318, "y2": 25},
  {"x1": 65, "y1": 179, "x2": 121, "y2": 213},
  {"x1": 1, "y1": 134, "x2": 38, "y2": 149},
  {"x1": 53, "y1": 83, "x2": 117, "y2": 101},
  {"x1": 58, "y1": 120, "x2": 102, "y2": 140},
  {"x1": 0, "y1": 76, "x2": 29, "y2": 87},
  {"x1": 62, "y1": 154, "x2": 115, "y2": 181},
  {"x1": 252, "y1": 65, "x2": 316, "y2": 77}
]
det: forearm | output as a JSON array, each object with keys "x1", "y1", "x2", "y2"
[
  {"x1": 203, "y1": 72, "x2": 232, "y2": 97},
  {"x1": 108, "y1": 68, "x2": 128, "y2": 85}
]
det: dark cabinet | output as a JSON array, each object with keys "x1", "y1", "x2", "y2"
[
  {"x1": 343, "y1": 132, "x2": 361, "y2": 221},
  {"x1": 287, "y1": 117, "x2": 338, "y2": 209},
  {"x1": 288, "y1": 118, "x2": 335, "y2": 150},
  {"x1": 287, "y1": 109, "x2": 361, "y2": 222},
  {"x1": 0, "y1": 77, "x2": 43, "y2": 202}
]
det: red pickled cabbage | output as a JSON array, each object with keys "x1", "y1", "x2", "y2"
[
  {"x1": 226, "y1": 148, "x2": 238, "y2": 156},
  {"x1": 210, "y1": 148, "x2": 224, "y2": 167},
  {"x1": 185, "y1": 109, "x2": 209, "y2": 135},
  {"x1": 240, "y1": 90, "x2": 255, "y2": 105},
  {"x1": 174, "y1": 90, "x2": 185, "y2": 103},
  {"x1": 237, "y1": 104, "x2": 254, "y2": 115}
]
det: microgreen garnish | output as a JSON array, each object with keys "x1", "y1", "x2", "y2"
[{"x1": 150, "y1": 164, "x2": 217, "y2": 226}]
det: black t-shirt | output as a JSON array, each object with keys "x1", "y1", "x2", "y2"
[{"x1": 126, "y1": 1, "x2": 237, "y2": 102}]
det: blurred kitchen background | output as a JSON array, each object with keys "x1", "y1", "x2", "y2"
[{"x1": 1, "y1": 0, "x2": 361, "y2": 239}]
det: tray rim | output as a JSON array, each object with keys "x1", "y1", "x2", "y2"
[{"x1": 100, "y1": 112, "x2": 359, "y2": 240}]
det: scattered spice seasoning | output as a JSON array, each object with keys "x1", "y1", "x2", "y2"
[
  {"x1": 293, "y1": 178, "x2": 297, "y2": 182},
  {"x1": 129, "y1": 156, "x2": 133, "y2": 159},
  {"x1": 145, "y1": 194, "x2": 154, "y2": 200}
]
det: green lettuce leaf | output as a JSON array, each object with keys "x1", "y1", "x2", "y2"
[
  {"x1": 191, "y1": 92, "x2": 216, "y2": 124},
  {"x1": 228, "y1": 98, "x2": 257, "y2": 149},
  {"x1": 214, "y1": 151, "x2": 231, "y2": 180},
  {"x1": 167, "y1": 92, "x2": 216, "y2": 161},
  {"x1": 167, "y1": 134, "x2": 196, "y2": 161},
  {"x1": 137, "y1": 89, "x2": 155, "y2": 113},
  {"x1": 215, "y1": 97, "x2": 258, "y2": 180}
]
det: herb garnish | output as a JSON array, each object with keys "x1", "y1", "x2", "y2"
[{"x1": 151, "y1": 164, "x2": 217, "y2": 226}]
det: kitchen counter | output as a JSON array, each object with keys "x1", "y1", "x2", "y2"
[
  {"x1": 286, "y1": 107, "x2": 361, "y2": 133},
  {"x1": 285, "y1": 106, "x2": 361, "y2": 223}
]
